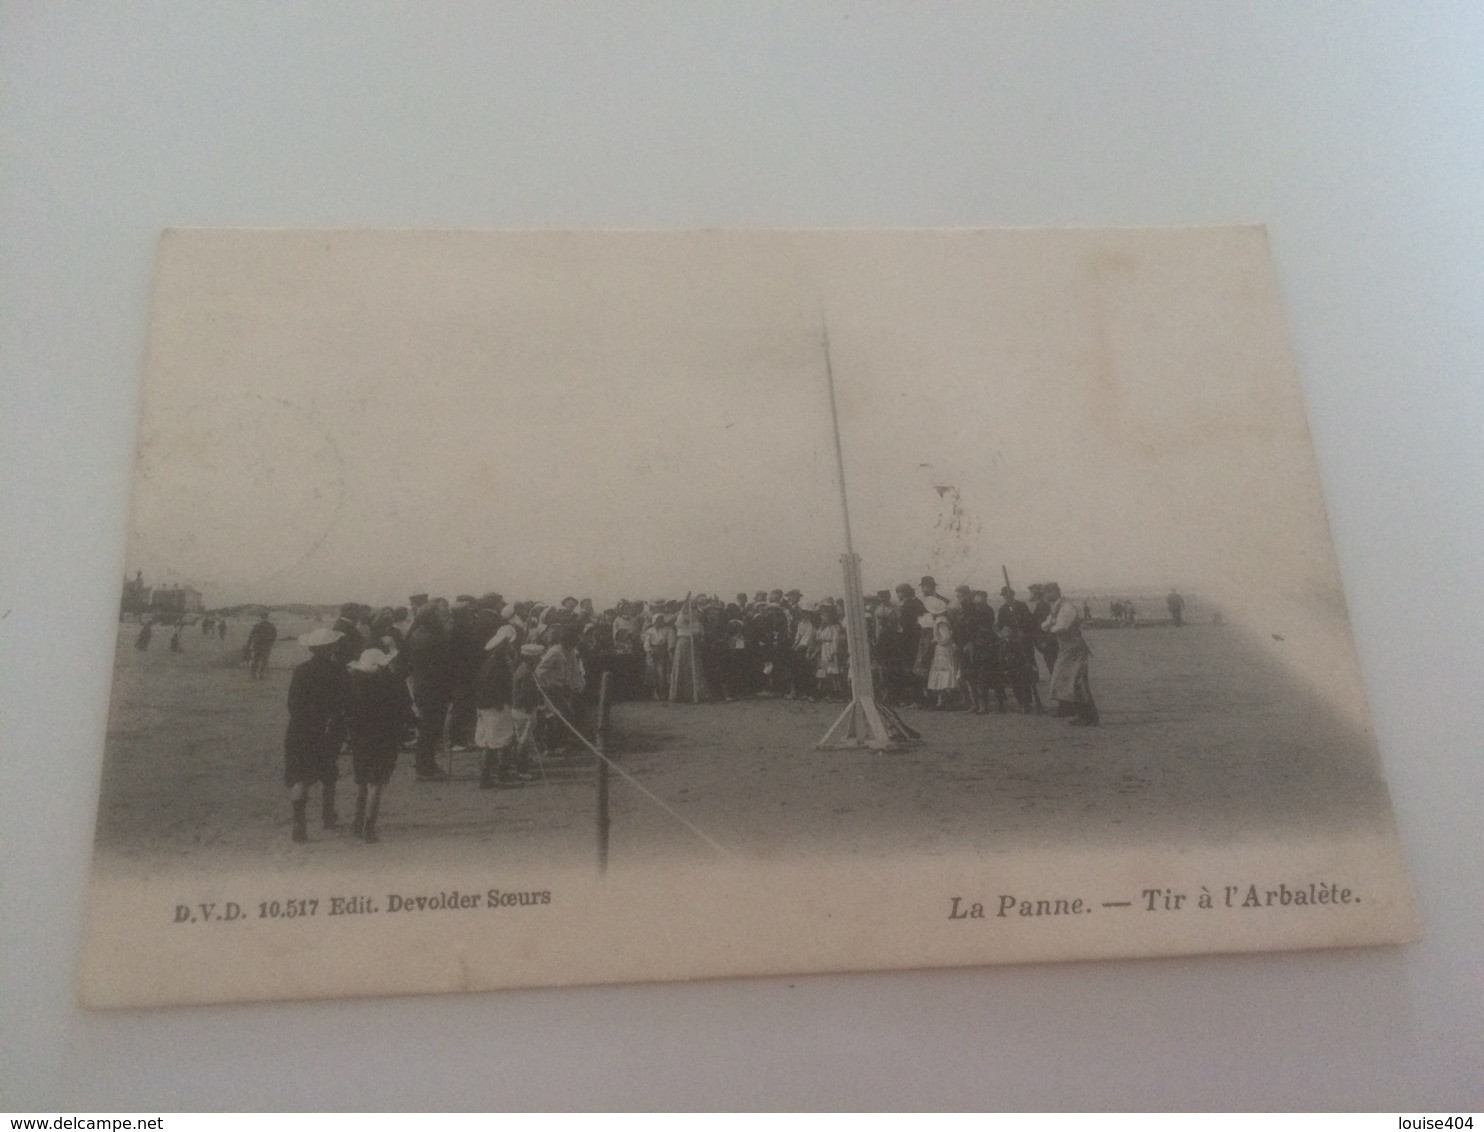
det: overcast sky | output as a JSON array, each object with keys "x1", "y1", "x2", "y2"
[{"x1": 125, "y1": 227, "x2": 1341, "y2": 615}]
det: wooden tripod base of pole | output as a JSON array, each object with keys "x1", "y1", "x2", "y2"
[
  {"x1": 815, "y1": 551, "x2": 923, "y2": 751},
  {"x1": 816, "y1": 694, "x2": 921, "y2": 751}
]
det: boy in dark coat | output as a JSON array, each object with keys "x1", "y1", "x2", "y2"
[
  {"x1": 345, "y1": 646, "x2": 412, "y2": 842},
  {"x1": 284, "y1": 628, "x2": 347, "y2": 841}
]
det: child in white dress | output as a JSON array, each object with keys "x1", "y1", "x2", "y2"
[{"x1": 926, "y1": 616, "x2": 961, "y2": 709}]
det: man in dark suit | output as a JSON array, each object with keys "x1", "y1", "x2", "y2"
[
  {"x1": 895, "y1": 582, "x2": 928, "y2": 706},
  {"x1": 997, "y1": 586, "x2": 1040, "y2": 713}
]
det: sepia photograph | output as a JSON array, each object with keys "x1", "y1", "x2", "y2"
[{"x1": 79, "y1": 226, "x2": 1418, "y2": 1007}]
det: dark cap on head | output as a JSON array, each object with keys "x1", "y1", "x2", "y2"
[
  {"x1": 1000, "y1": 586, "x2": 1015, "y2": 597},
  {"x1": 920, "y1": 575, "x2": 936, "y2": 587},
  {"x1": 409, "y1": 593, "x2": 429, "y2": 606}
]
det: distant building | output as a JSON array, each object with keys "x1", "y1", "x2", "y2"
[{"x1": 145, "y1": 583, "x2": 205, "y2": 621}]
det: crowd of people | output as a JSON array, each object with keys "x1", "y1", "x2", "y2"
[{"x1": 268, "y1": 576, "x2": 1100, "y2": 845}]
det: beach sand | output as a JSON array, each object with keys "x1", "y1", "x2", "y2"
[{"x1": 89, "y1": 618, "x2": 1396, "y2": 880}]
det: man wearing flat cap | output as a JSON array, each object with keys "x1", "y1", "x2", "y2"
[
  {"x1": 949, "y1": 583, "x2": 972, "y2": 624},
  {"x1": 332, "y1": 602, "x2": 367, "y2": 666}
]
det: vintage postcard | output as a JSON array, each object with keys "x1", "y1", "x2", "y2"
[{"x1": 80, "y1": 227, "x2": 1418, "y2": 1007}]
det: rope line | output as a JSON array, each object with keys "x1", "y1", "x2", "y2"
[
  {"x1": 536, "y1": 680, "x2": 733, "y2": 857},
  {"x1": 517, "y1": 710, "x2": 565, "y2": 821}
]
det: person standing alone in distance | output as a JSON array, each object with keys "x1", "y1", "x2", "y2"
[
  {"x1": 1167, "y1": 588, "x2": 1186, "y2": 626},
  {"x1": 245, "y1": 610, "x2": 277, "y2": 679}
]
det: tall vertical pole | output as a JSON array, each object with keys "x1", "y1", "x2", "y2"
[
  {"x1": 822, "y1": 321, "x2": 855, "y2": 559},
  {"x1": 816, "y1": 317, "x2": 921, "y2": 751}
]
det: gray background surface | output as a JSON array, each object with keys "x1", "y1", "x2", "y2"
[{"x1": 3, "y1": 2, "x2": 1480, "y2": 1110}]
